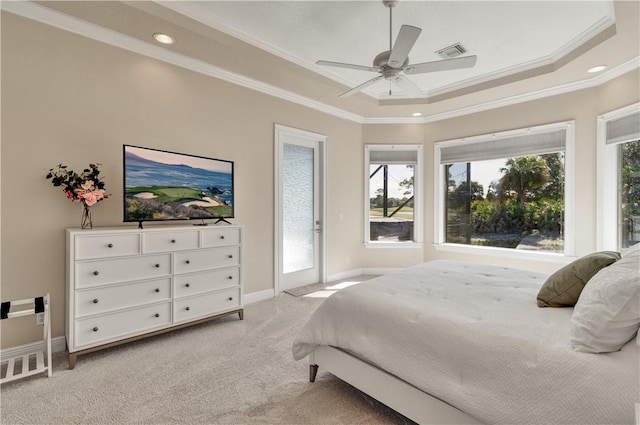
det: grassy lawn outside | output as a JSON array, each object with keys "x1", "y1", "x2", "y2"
[
  {"x1": 369, "y1": 207, "x2": 414, "y2": 220},
  {"x1": 461, "y1": 230, "x2": 564, "y2": 251}
]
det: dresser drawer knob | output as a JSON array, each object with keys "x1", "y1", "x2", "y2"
[
  {"x1": 155, "y1": 313, "x2": 160, "y2": 318},
  {"x1": 220, "y1": 235, "x2": 225, "y2": 239},
  {"x1": 93, "y1": 271, "x2": 99, "y2": 276},
  {"x1": 93, "y1": 327, "x2": 99, "y2": 332},
  {"x1": 228, "y1": 255, "x2": 233, "y2": 259},
  {"x1": 185, "y1": 307, "x2": 190, "y2": 311},
  {"x1": 155, "y1": 288, "x2": 160, "y2": 293},
  {"x1": 155, "y1": 264, "x2": 160, "y2": 268},
  {"x1": 92, "y1": 299, "x2": 99, "y2": 304},
  {"x1": 171, "y1": 239, "x2": 176, "y2": 243},
  {"x1": 228, "y1": 297, "x2": 233, "y2": 301},
  {"x1": 228, "y1": 276, "x2": 233, "y2": 280},
  {"x1": 185, "y1": 260, "x2": 190, "y2": 264},
  {"x1": 185, "y1": 283, "x2": 190, "y2": 288},
  {"x1": 107, "y1": 243, "x2": 113, "y2": 248}
]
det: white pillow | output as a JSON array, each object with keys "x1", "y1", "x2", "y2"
[{"x1": 570, "y1": 251, "x2": 640, "y2": 353}]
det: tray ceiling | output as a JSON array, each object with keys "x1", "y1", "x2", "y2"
[
  {"x1": 3, "y1": 1, "x2": 639, "y2": 120},
  {"x1": 160, "y1": 0, "x2": 615, "y2": 100}
]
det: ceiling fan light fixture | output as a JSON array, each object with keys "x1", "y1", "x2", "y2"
[{"x1": 153, "y1": 33, "x2": 175, "y2": 45}]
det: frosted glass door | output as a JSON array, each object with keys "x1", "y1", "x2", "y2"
[
  {"x1": 283, "y1": 143, "x2": 315, "y2": 274},
  {"x1": 276, "y1": 129, "x2": 322, "y2": 292},
  {"x1": 275, "y1": 124, "x2": 324, "y2": 292}
]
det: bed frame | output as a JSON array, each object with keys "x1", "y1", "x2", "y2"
[{"x1": 309, "y1": 346, "x2": 483, "y2": 424}]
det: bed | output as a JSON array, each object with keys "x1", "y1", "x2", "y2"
[{"x1": 292, "y1": 259, "x2": 639, "y2": 424}]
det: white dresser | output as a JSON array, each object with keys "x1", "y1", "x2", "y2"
[{"x1": 66, "y1": 225, "x2": 243, "y2": 368}]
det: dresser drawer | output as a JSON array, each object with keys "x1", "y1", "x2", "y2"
[
  {"x1": 142, "y1": 230, "x2": 199, "y2": 253},
  {"x1": 75, "y1": 254, "x2": 171, "y2": 289},
  {"x1": 174, "y1": 247, "x2": 240, "y2": 274},
  {"x1": 75, "y1": 233, "x2": 140, "y2": 260},
  {"x1": 76, "y1": 278, "x2": 171, "y2": 317},
  {"x1": 74, "y1": 302, "x2": 171, "y2": 349},
  {"x1": 174, "y1": 268, "x2": 240, "y2": 298},
  {"x1": 201, "y1": 227, "x2": 241, "y2": 248},
  {"x1": 173, "y1": 288, "x2": 241, "y2": 323}
]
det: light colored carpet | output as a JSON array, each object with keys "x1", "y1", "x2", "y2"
[{"x1": 0, "y1": 289, "x2": 414, "y2": 424}]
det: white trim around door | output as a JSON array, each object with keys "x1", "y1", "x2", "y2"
[{"x1": 274, "y1": 124, "x2": 328, "y2": 294}]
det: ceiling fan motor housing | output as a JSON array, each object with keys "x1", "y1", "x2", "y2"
[{"x1": 374, "y1": 51, "x2": 408, "y2": 74}]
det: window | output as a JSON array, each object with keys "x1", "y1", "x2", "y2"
[
  {"x1": 597, "y1": 103, "x2": 640, "y2": 251},
  {"x1": 365, "y1": 145, "x2": 423, "y2": 246},
  {"x1": 435, "y1": 122, "x2": 575, "y2": 256}
]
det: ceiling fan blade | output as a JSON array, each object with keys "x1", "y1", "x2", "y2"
[
  {"x1": 388, "y1": 25, "x2": 422, "y2": 68},
  {"x1": 316, "y1": 60, "x2": 378, "y2": 73},
  {"x1": 404, "y1": 55, "x2": 477, "y2": 75},
  {"x1": 339, "y1": 75, "x2": 384, "y2": 98},
  {"x1": 391, "y1": 75, "x2": 422, "y2": 97}
]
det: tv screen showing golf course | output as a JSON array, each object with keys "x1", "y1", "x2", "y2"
[{"x1": 123, "y1": 145, "x2": 234, "y2": 223}]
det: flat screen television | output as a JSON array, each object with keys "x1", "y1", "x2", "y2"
[{"x1": 123, "y1": 145, "x2": 234, "y2": 226}]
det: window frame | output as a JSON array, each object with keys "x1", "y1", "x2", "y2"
[
  {"x1": 596, "y1": 102, "x2": 640, "y2": 251},
  {"x1": 364, "y1": 144, "x2": 423, "y2": 248},
  {"x1": 433, "y1": 121, "x2": 575, "y2": 260}
]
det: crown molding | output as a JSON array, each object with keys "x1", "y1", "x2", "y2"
[
  {"x1": 3, "y1": 1, "x2": 638, "y2": 126},
  {"x1": 363, "y1": 56, "x2": 640, "y2": 125},
  {"x1": 1, "y1": 1, "x2": 365, "y2": 124}
]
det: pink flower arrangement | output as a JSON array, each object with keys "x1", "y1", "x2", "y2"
[{"x1": 46, "y1": 163, "x2": 110, "y2": 207}]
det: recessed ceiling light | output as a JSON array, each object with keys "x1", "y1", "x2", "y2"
[
  {"x1": 153, "y1": 33, "x2": 175, "y2": 45},
  {"x1": 588, "y1": 65, "x2": 607, "y2": 73},
  {"x1": 412, "y1": 112, "x2": 422, "y2": 117}
]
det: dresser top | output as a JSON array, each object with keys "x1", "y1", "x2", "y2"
[{"x1": 67, "y1": 224, "x2": 242, "y2": 234}]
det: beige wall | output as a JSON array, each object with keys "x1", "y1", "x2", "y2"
[
  {"x1": 0, "y1": 13, "x2": 362, "y2": 348},
  {"x1": 363, "y1": 71, "x2": 639, "y2": 273},
  {"x1": 2, "y1": 11, "x2": 639, "y2": 349}
]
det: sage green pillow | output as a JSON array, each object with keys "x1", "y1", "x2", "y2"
[{"x1": 537, "y1": 251, "x2": 621, "y2": 307}]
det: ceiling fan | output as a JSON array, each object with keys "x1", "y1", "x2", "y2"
[{"x1": 316, "y1": 0, "x2": 477, "y2": 98}]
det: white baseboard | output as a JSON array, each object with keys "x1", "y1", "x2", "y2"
[
  {"x1": 327, "y1": 267, "x2": 398, "y2": 282},
  {"x1": 327, "y1": 268, "x2": 366, "y2": 282},
  {"x1": 0, "y1": 336, "x2": 67, "y2": 358},
  {"x1": 362, "y1": 267, "x2": 402, "y2": 275},
  {"x1": 243, "y1": 288, "x2": 275, "y2": 304},
  {"x1": 244, "y1": 272, "x2": 374, "y2": 301}
]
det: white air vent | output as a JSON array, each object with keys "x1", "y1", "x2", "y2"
[{"x1": 436, "y1": 43, "x2": 466, "y2": 59}]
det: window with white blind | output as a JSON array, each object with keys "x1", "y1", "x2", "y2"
[
  {"x1": 365, "y1": 145, "x2": 423, "y2": 246},
  {"x1": 597, "y1": 103, "x2": 640, "y2": 251},
  {"x1": 434, "y1": 122, "x2": 575, "y2": 257}
]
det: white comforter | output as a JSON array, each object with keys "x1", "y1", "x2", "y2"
[{"x1": 292, "y1": 260, "x2": 639, "y2": 424}]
